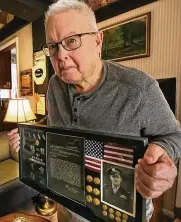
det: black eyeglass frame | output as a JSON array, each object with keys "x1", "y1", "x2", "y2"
[{"x1": 42, "y1": 32, "x2": 97, "y2": 56}]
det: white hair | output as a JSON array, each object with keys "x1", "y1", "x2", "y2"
[{"x1": 45, "y1": 0, "x2": 98, "y2": 31}]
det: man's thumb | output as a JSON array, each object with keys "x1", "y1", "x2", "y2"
[{"x1": 143, "y1": 144, "x2": 171, "y2": 165}]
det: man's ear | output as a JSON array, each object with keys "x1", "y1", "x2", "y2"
[{"x1": 95, "y1": 31, "x2": 104, "y2": 53}]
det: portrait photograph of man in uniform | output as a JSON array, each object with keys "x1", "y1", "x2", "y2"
[
  {"x1": 102, "y1": 162, "x2": 134, "y2": 215},
  {"x1": 7, "y1": 0, "x2": 181, "y2": 221}
]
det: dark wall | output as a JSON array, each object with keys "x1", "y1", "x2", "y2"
[
  {"x1": 32, "y1": 17, "x2": 46, "y2": 52},
  {"x1": 32, "y1": 17, "x2": 54, "y2": 120},
  {"x1": 157, "y1": 78, "x2": 176, "y2": 115}
]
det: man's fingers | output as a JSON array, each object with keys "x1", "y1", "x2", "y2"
[
  {"x1": 9, "y1": 139, "x2": 20, "y2": 150},
  {"x1": 136, "y1": 176, "x2": 162, "y2": 199},
  {"x1": 144, "y1": 144, "x2": 172, "y2": 166},
  {"x1": 9, "y1": 133, "x2": 20, "y2": 143},
  {"x1": 138, "y1": 159, "x2": 175, "y2": 180},
  {"x1": 15, "y1": 146, "x2": 20, "y2": 152},
  {"x1": 136, "y1": 164, "x2": 161, "y2": 191},
  {"x1": 136, "y1": 164, "x2": 170, "y2": 192},
  {"x1": 7, "y1": 128, "x2": 18, "y2": 136}
]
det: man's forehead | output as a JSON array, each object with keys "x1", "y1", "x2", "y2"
[{"x1": 46, "y1": 11, "x2": 90, "y2": 42}]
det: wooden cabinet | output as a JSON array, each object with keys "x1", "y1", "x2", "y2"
[{"x1": 0, "y1": 51, "x2": 11, "y2": 89}]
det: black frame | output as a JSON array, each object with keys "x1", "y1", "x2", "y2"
[
  {"x1": 19, "y1": 123, "x2": 148, "y2": 222},
  {"x1": 95, "y1": 0, "x2": 158, "y2": 22}
]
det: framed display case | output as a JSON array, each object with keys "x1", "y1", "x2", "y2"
[{"x1": 18, "y1": 123, "x2": 148, "y2": 222}]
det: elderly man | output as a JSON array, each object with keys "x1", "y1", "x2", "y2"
[{"x1": 8, "y1": 0, "x2": 181, "y2": 221}]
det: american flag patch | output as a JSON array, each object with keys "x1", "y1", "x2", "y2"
[
  {"x1": 85, "y1": 139, "x2": 103, "y2": 172},
  {"x1": 104, "y1": 143, "x2": 134, "y2": 167}
]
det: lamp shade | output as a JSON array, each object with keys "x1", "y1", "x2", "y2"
[{"x1": 3, "y1": 98, "x2": 36, "y2": 123}]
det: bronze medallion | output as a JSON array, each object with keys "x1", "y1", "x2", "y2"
[
  {"x1": 86, "y1": 195, "x2": 92, "y2": 203},
  {"x1": 93, "y1": 198, "x2": 100, "y2": 206},
  {"x1": 109, "y1": 213, "x2": 114, "y2": 220},
  {"x1": 115, "y1": 211, "x2": 121, "y2": 217},
  {"x1": 108, "y1": 208, "x2": 114, "y2": 214},
  {"x1": 115, "y1": 217, "x2": 121, "y2": 222},
  {"x1": 122, "y1": 214, "x2": 128, "y2": 220},
  {"x1": 86, "y1": 175, "x2": 93, "y2": 183},
  {"x1": 102, "y1": 204, "x2": 108, "y2": 210},
  {"x1": 93, "y1": 188, "x2": 100, "y2": 195},
  {"x1": 86, "y1": 185, "x2": 93, "y2": 193},
  {"x1": 93, "y1": 177, "x2": 100, "y2": 185},
  {"x1": 102, "y1": 210, "x2": 108, "y2": 216}
]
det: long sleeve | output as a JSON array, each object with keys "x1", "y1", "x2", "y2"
[{"x1": 140, "y1": 80, "x2": 181, "y2": 162}]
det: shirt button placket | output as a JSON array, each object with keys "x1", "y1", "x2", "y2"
[{"x1": 72, "y1": 97, "x2": 80, "y2": 125}]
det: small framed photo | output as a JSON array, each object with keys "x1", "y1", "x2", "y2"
[
  {"x1": 101, "y1": 161, "x2": 135, "y2": 216},
  {"x1": 101, "y1": 12, "x2": 151, "y2": 61},
  {"x1": 20, "y1": 69, "x2": 33, "y2": 96}
]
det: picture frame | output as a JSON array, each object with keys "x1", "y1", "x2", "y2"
[
  {"x1": 101, "y1": 12, "x2": 151, "y2": 62},
  {"x1": 18, "y1": 123, "x2": 148, "y2": 222},
  {"x1": 94, "y1": 0, "x2": 157, "y2": 23},
  {"x1": 20, "y1": 68, "x2": 33, "y2": 96},
  {"x1": 84, "y1": 0, "x2": 118, "y2": 10}
]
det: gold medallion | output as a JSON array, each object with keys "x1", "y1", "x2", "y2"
[
  {"x1": 115, "y1": 211, "x2": 121, "y2": 217},
  {"x1": 35, "y1": 139, "x2": 39, "y2": 146},
  {"x1": 86, "y1": 185, "x2": 93, "y2": 193},
  {"x1": 86, "y1": 175, "x2": 93, "y2": 183},
  {"x1": 122, "y1": 219, "x2": 127, "y2": 222},
  {"x1": 102, "y1": 210, "x2": 108, "y2": 216},
  {"x1": 102, "y1": 204, "x2": 108, "y2": 210},
  {"x1": 86, "y1": 195, "x2": 92, "y2": 203},
  {"x1": 93, "y1": 188, "x2": 100, "y2": 195},
  {"x1": 108, "y1": 208, "x2": 114, "y2": 214},
  {"x1": 122, "y1": 214, "x2": 128, "y2": 220},
  {"x1": 109, "y1": 213, "x2": 114, "y2": 220},
  {"x1": 93, "y1": 177, "x2": 100, "y2": 185},
  {"x1": 115, "y1": 217, "x2": 121, "y2": 222},
  {"x1": 93, "y1": 198, "x2": 100, "y2": 206}
]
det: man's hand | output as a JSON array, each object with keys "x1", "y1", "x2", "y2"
[
  {"x1": 135, "y1": 144, "x2": 177, "y2": 199},
  {"x1": 7, "y1": 128, "x2": 20, "y2": 152}
]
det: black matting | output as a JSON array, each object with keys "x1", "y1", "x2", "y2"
[{"x1": 19, "y1": 123, "x2": 148, "y2": 222}]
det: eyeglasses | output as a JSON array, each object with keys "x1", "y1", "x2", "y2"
[{"x1": 42, "y1": 32, "x2": 97, "y2": 57}]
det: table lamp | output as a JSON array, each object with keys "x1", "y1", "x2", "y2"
[
  {"x1": 3, "y1": 98, "x2": 36, "y2": 123},
  {"x1": 4, "y1": 98, "x2": 57, "y2": 216}
]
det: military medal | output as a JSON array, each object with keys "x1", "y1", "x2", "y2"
[
  {"x1": 102, "y1": 204, "x2": 108, "y2": 210},
  {"x1": 93, "y1": 188, "x2": 100, "y2": 195},
  {"x1": 109, "y1": 213, "x2": 114, "y2": 220},
  {"x1": 102, "y1": 210, "x2": 107, "y2": 216},
  {"x1": 115, "y1": 211, "x2": 121, "y2": 217},
  {"x1": 122, "y1": 214, "x2": 128, "y2": 220},
  {"x1": 115, "y1": 217, "x2": 121, "y2": 222},
  {"x1": 86, "y1": 185, "x2": 92, "y2": 193},
  {"x1": 108, "y1": 208, "x2": 114, "y2": 214},
  {"x1": 86, "y1": 195, "x2": 92, "y2": 203},
  {"x1": 93, "y1": 177, "x2": 100, "y2": 185},
  {"x1": 86, "y1": 175, "x2": 93, "y2": 183},
  {"x1": 93, "y1": 198, "x2": 100, "y2": 205}
]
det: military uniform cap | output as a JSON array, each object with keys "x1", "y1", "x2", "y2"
[{"x1": 107, "y1": 167, "x2": 122, "y2": 176}]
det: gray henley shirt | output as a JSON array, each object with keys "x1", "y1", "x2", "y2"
[{"x1": 47, "y1": 60, "x2": 181, "y2": 220}]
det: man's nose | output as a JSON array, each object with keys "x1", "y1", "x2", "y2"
[{"x1": 57, "y1": 44, "x2": 69, "y2": 61}]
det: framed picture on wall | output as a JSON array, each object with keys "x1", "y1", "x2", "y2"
[
  {"x1": 20, "y1": 69, "x2": 33, "y2": 96},
  {"x1": 101, "y1": 12, "x2": 151, "y2": 62},
  {"x1": 84, "y1": 0, "x2": 118, "y2": 10}
]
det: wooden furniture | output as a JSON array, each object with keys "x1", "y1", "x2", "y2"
[
  {"x1": 0, "y1": 51, "x2": 11, "y2": 89},
  {"x1": 0, "y1": 213, "x2": 51, "y2": 222}
]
